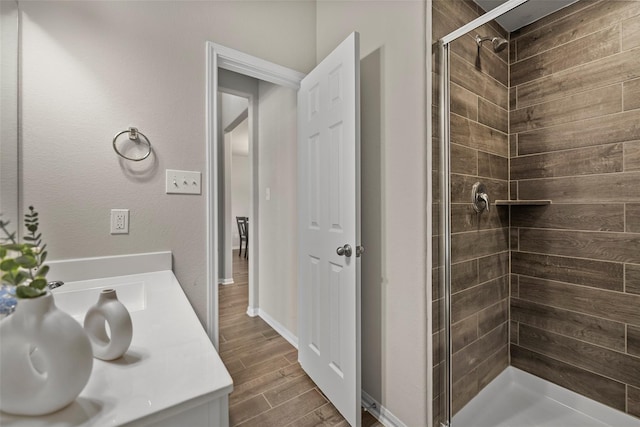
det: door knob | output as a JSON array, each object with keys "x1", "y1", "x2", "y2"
[
  {"x1": 336, "y1": 244, "x2": 353, "y2": 257},
  {"x1": 356, "y1": 245, "x2": 365, "y2": 257}
]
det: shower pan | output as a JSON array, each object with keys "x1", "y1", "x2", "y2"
[{"x1": 434, "y1": 0, "x2": 640, "y2": 426}]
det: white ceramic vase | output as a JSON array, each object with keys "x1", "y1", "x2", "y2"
[
  {"x1": 84, "y1": 288, "x2": 133, "y2": 361},
  {"x1": 0, "y1": 291, "x2": 94, "y2": 415}
]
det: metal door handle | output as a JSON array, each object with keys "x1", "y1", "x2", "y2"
[
  {"x1": 336, "y1": 244, "x2": 353, "y2": 257},
  {"x1": 356, "y1": 245, "x2": 365, "y2": 257}
]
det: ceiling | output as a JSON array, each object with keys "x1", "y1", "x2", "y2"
[{"x1": 474, "y1": 0, "x2": 580, "y2": 32}]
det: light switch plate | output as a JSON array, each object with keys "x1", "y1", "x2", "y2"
[{"x1": 166, "y1": 169, "x2": 201, "y2": 195}]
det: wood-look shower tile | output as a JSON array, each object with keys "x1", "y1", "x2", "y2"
[
  {"x1": 511, "y1": 85, "x2": 621, "y2": 133},
  {"x1": 518, "y1": 324, "x2": 640, "y2": 388},
  {"x1": 510, "y1": 203, "x2": 625, "y2": 232},
  {"x1": 518, "y1": 276, "x2": 640, "y2": 326},
  {"x1": 452, "y1": 315, "x2": 478, "y2": 353},
  {"x1": 452, "y1": 323, "x2": 508, "y2": 383},
  {"x1": 478, "y1": 252, "x2": 509, "y2": 284},
  {"x1": 433, "y1": 330, "x2": 444, "y2": 366},
  {"x1": 451, "y1": 203, "x2": 508, "y2": 234},
  {"x1": 451, "y1": 54, "x2": 508, "y2": 110},
  {"x1": 452, "y1": 276, "x2": 508, "y2": 323},
  {"x1": 511, "y1": 25, "x2": 620, "y2": 87},
  {"x1": 628, "y1": 325, "x2": 640, "y2": 357},
  {"x1": 627, "y1": 264, "x2": 640, "y2": 295},
  {"x1": 510, "y1": 345, "x2": 627, "y2": 411},
  {"x1": 515, "y1": 1, "x2": 637, "y2": 61},
  {"x1": 624, "y1": 78, "x2": 640, "y2": 111},
  {"x1": 629, "y1": 386, "x2": 640, "y2": 418},
  {"x1": 516, "y1": 47, "x2": 640, "y2": 109},
  {"x1": 450, "y1": 36, "x2": 508, "y2": 87},
  {"x1": 623, "y1": 14, "x2": 640, "y2": 51},
  {"x1": 511, "y1": 275, "x2": 519, "y2": 298},
  {"x1": 510, "y1": 321, "x2": 519, "y2": 344},
  {"x1": 450, "y1": 114, "x2": 509, "y2": 156},
  {"x1": 450, "y1": 83, "x2": 478, "y2": 121},
  {"x1": 451, "y1": 143, "x2": 477, "y2": 175},
  {"x1": 511, "y1": 251, "x2": 624, "y2": 291},
  {"x1": 451, "y1": 259, "x2": 479, "y2": 294},
  {"x1": 625, "y1": 141, "x2": 640, "y2": 172},
  {"x1": 478, "y1": 299, "x2": 508, "y2": 335},
  {"x1": 518, "y1": 110, "x2": 640, "y2": 155},
  {"x1": 478, "y1": 151, "x2": 509, "y2": 180},
  {"x1": 627, "y1": 204, "x2": 640, "y2": 233},
  {"x1": 519, "y1": 228, "x2": 640, "y2": 264},
  {"x1": 510, "y1": 144, "x2": 623, "y2": 180},
  {"x1": 477, "y1": 344, "x2": 508, "y2": 390},
  {"x1": 451, "y1": 228, "x2": 509, "y2": 264},
  {"x1": 451, "y1": 174, "x2": 508, "y2": 204},
  {"x1": 518, "y1": 172, "x2": 640, "y2": 203},
  {"x1": 511, "y1": 298, "x2": 626, "y2": 351},
  {"x1": 451, "y1": 368, "x2": 478, "y2": 416},
  {"x1": 478, "y1": 99, "x2": 508, "y2": 134}
]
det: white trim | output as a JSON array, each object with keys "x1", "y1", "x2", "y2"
[
  {"x1": 47, "y1": 251, "x2": 172, "y2": 283},
  {"x1": 218, "y1": 278, "x2": 234, "y2": 286},
  {"x1": 439, "y1": 0, "x2": 528, "y2": 44},
  {"x1": 362, "y1": 391, "x2": 407, "y2": 427},
  {"x1": 205, "y1": 41, "x2": 305, "y2": 353},
  {"x1": 258, "y1": 308, "x2": 298, "y2": 349},
  {"x1": 246, "y1": 306, "x2": 259, "y2": 317}
]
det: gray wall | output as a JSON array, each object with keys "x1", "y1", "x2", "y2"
[{"x1": 20, "y1": 1, "x2": 316, "y2": 323}]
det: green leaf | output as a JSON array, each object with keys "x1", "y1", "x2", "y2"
[
  {"x1": 36, "y1": 265, "x2": 49, "y2": 277},
  {"x1": 0, "y1": 247, "x2": 6, "y2": 258},
  {"x1": 2, "y1": 270, "x2": 27, "y2": 286},
  {"x1": 2, "y1": 243, "x2": 24, "y2": 251},
  {"x1": 40, "y1": 252, "x2": 48, "y2": 264},
  {"x1": 15, "y1": 255, "x2": 38, "y2": 269},
  {"x1": 30, "y1": 278, "x2": 47, "y2": 290},
  {"x1": 0, "y1": 258, "x2": 18, "y2": 271},
  {"x1": 16, "y1": 285, "x2": 45, "y2": 298}
]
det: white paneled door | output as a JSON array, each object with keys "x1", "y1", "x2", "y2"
[{"x1": 297, "y1": 32, "x2": 361, "y2": 427}]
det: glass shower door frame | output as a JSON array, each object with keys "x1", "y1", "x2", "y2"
[{"x1": 436, "y1": 1, "x2": 528, "y2": 425}]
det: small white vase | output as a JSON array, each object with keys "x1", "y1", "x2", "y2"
[
  {"x1": 84, "y1": 288, "x2": 133, "y2": 361},
  {"x1": 0, "y1": 291, "x2": 94, "y2": 415}
]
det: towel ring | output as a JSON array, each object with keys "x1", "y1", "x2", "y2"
[{"x1": 112, "y1": 127, "x2": 151, "y2": 162}]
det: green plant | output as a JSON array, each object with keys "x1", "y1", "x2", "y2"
[{"x1": 0, "y1": 206, "x2": 49, "y2": 298}]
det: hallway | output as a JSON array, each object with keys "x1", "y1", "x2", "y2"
[{"x1": 219, "y1": 250, "x2": 380, "y2": 426}]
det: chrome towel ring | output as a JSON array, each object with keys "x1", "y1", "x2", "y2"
[{"x1": 112, "y1": 127, "x2": 151, "y2": 161}]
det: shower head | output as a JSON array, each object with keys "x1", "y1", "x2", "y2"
[{"x1": 475, "y1": 35, "x2": 508, "y2": 53}]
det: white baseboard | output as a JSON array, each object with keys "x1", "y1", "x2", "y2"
[
  {"x1": 246, "y1": 306, "x2": 259, "y2": 317},
  {"x1": 258, "y1": 309, "x2": 298, "y2": 349},
  {"x1": 362, "y1": 391, "x2": 406, "y2": 427},
  {"x1": 218, "y1": 278, "x2": 234, "y2": 285}
]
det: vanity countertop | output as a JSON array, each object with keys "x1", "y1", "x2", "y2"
[{"x1": 0, "y1": 270, "x2": 233, "y2": 426}]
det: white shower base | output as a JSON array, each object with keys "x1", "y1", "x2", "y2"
[{"x1": 452, "y1": 367, "x2": 640, "y2": 427}]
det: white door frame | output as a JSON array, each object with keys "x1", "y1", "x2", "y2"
[{"x1": 205, "y1": 42, "x2": 305, "y2": 348}]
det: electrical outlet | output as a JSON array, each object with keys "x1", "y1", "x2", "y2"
[{"x1": 110, "y1": 209, "x2": 129, "y2": 234}]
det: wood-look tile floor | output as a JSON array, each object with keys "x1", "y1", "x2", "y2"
[{"x1": 220, "y1": 250, "x2": 382, "y2": 427}]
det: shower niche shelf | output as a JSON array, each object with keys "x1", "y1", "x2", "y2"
[{"x1": 494, "y1": 199, "x2": 552, "y2": 206}]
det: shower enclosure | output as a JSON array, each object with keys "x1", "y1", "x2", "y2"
[{"x1": 433, "y1": 0, "x2": 640, "y2": 425}]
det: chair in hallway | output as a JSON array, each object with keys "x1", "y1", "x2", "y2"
[{"x1": 236, "y1": 216, "x2": 248, "y2": 258}]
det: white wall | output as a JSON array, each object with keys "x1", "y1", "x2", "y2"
[
  {"x1": 317, "y1": 2, "x2": 428, "y2": 425},
  {"x1": 19, "y1": 1, "x2": 316, "y2": 324},
  {"x1": 257, "y1": 81, "x2": 298, "y2": 335}
]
